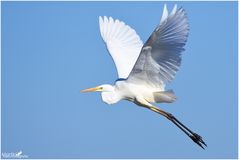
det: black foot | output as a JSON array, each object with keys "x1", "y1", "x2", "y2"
[{"x1": 190, "y1": 133, "x2": 207, "y2": 149}]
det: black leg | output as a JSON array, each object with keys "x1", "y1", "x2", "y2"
[
  {"x1": 167, "y1": 113, "x2": 207, "y2": 148},
  {"x1": 147, "y1": 106, "x2": 207, "y2": 149}
]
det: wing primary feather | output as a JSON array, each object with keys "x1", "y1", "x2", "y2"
[
  {"x1": 112, "y1": 19, "x2": 121, "y2": 39},
  {"x1": 107, "y1": 17, "x2": 114, "y2": 41},
  {"x1": 103, "y1": 16, "x2": 109, "y2": 40},
  {"x1": 171, "y1": 4, "x2": 177, "y2": 15},
  {"x1": 160, "y1": 4, "x2": 168, "y2": 24},
  {"x1": 99, "y1": 16, "x2": 104, "y2": 41}
]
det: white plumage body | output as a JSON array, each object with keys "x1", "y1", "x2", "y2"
[{"x1": 101, "y1": 80, "x2": 175, "y2": 105}]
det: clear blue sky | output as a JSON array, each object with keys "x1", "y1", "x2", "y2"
[{"x1": 2, "y1": 1, "x2": 238, "y2": 159}]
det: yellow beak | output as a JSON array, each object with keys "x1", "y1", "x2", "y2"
[{"x1": 81, "y1": 86, "x2": 102, "y2": 92}]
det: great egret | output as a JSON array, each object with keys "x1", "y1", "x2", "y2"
[{"x1": 81, "y1": 4, "x2": 207, "y2": 149}]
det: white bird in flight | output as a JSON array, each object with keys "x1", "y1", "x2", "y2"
[{"x1": 81, "y1": 4, "x2": 207, "y2": 149}]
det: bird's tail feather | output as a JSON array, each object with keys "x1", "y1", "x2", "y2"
[{"x1": 153, "y1": 90, "x2": 176, "y2": 103}]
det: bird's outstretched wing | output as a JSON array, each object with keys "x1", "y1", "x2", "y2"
[
  {"x1": 127, "y1": 5, "x2": 189, "y2": 88},
  {"x1": 99, "y1": 16, "x2": 143, "y2": 79}
]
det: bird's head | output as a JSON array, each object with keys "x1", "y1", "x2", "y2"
[{"x1": 81, "y1": 84, "x2": 120, "y2": 104}]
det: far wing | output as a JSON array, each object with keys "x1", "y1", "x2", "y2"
[
  {"x1": 99, "y1": 16, "x2": 143, "y2": 78},
  {"x1": 128, "y1": 5, "x2": 189, "y2": 88}
]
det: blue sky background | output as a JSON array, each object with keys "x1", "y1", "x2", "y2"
[{"x1": 2, "y1": 1, "x2": 238, "y2": 159}]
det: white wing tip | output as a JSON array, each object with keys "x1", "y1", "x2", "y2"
[
  {"x1": 160, "y1": 4, "x2": 178, "y2": 23},
  {"x1": 171, "y1": 4, "x2": 177, "y2": 15},
  {"x1": 99, "y1": 16, "x2": 114, "y2": 21}
]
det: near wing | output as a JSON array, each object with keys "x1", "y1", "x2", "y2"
[
  {"x1": 99, "y1": 16, "x2": 143, "y2": 79},
  {"x1": 128, "y1": 5, "x2": 189, "y2": 88}
]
